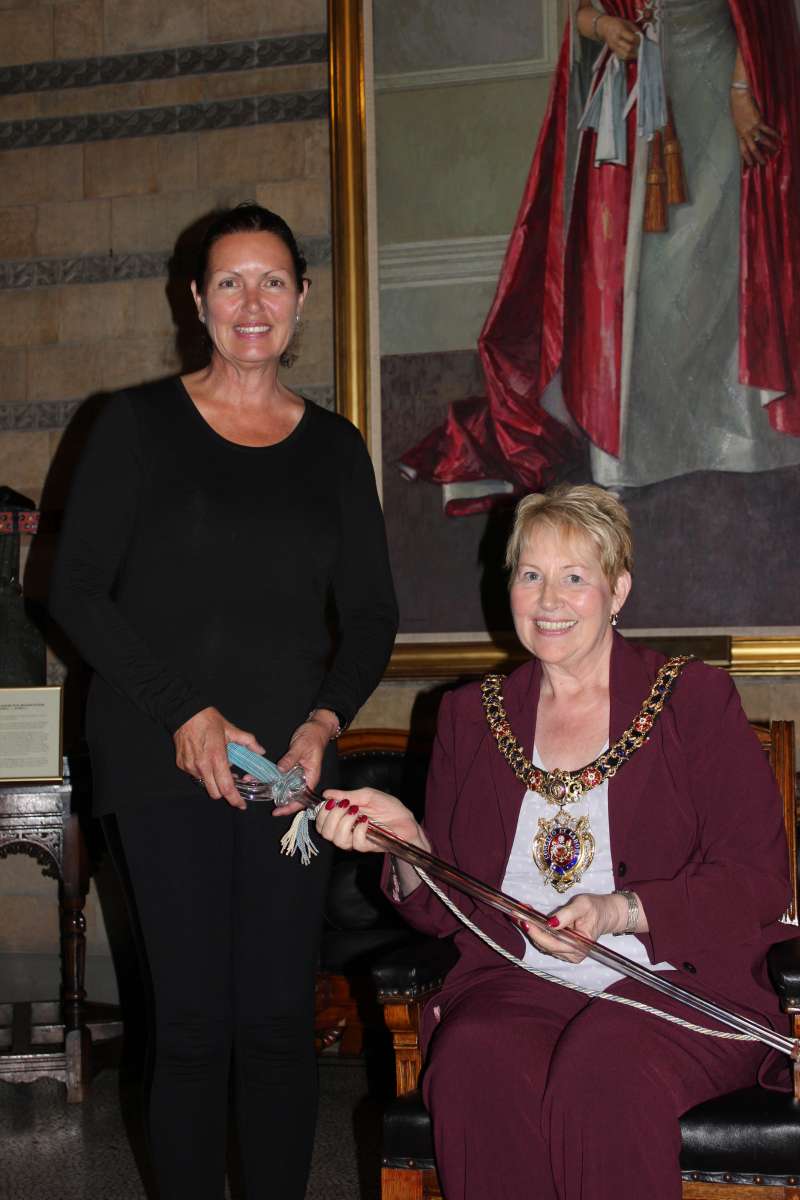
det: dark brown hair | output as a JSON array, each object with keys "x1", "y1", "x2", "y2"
[{"x1": 193, "y1": 202, "x2": 307, "y2": 292}]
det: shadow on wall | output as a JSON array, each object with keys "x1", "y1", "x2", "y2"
[
  {"x1": 24, "y1": 207, "x2": 226, "y2": 744},
  {"x1": 476, "y1": 501, "x2": 515, "y2": 633},
  {"x1": 15, "y1": 212, "x2": 231, "y2": 1191},
  {"x1": 165, "y1": 209, "x2": 225, "y2": 375}
]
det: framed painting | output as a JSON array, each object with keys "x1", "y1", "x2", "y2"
[{"x1": 327, "y1": 0, "x2": 800, "y2": 678}]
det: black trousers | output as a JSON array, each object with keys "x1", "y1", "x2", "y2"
[{"x1": 107, "y1": 793, "x2": 332, "y2": 1200}]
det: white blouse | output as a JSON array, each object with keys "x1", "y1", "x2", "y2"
[{"x1": 500, "y1": 745, "x2": 674, "y2": 994}]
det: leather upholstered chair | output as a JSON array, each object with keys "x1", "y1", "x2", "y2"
[
  {"x1": 372, "y1": 720, "x2": 800, "y2": 1200},
  {"x1": 314, "y1": 729, "x2": 429, "y2": 1055}
]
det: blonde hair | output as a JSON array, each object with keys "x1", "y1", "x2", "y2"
[{"x1": 505, "y1": 484, "x2": 633, "y2": 586}]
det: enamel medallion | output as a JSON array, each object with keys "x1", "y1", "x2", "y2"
[{"x1": 532, "y1": 811, "x2": 596, "y2": 894}]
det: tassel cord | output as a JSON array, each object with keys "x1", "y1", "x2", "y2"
[
  {"x1": 363, "y1": 824, "x2": 798, "y2": 1059},
  {"x1": 415, "y1": 866, "x2": 755, "y2": 1043},
  {"x1": 221, "y1": 746, "x2": 797, "y2": 1059}
]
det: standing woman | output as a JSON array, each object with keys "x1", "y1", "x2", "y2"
[{"x1": 49, "y1": 203, "x2": 398, "y2": 1199}]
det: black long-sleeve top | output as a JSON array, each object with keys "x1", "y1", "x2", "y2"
[{"x1": 50, "y1": 378, "x2": 398, "y2": 813}]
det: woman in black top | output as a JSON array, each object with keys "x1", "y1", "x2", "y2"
[{"x1": 49, "y1": 204, "x2": 398, "y2": 1200}]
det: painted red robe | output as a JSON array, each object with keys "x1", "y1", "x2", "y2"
[{"x1": 400, "y1": 0, "x2": 800, "y2": 515}]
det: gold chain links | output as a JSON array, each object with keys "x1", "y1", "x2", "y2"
[{"x1": 481, "y1": 656, "x2": 693, "y2": 804}]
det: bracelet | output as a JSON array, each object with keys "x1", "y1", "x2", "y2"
[
  {"x1": 307, "y1": 708, "x2": 345, "y2": 740},
  {"x1": 613, "y1": 890, "x2": 640, "y2": 935},
  {"x1": 592, "y1": 11, "x2": 606, "y2": 39},
  {"x1": 730, "y1": 81, "x2": 750, "y2": 92}
]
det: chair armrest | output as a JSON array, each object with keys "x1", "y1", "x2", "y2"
[
  {"x1": 767, "y1": 935, "x2": 800, "y2": 1010},
  {"x1": 371, "y1": 935, "x2": 458, "y2": 1001}
]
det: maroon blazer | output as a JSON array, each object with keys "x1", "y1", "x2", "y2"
[{"x1": 390, "y1": 634, "x2": 794, "y2": 1039}]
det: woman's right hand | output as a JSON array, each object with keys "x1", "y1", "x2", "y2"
[
  {"x1": 173, "y1": 706, "x2": 265, "y2": 811},
  {"x1": 315, "y1": 787, "x2": 430, "y2": 854},
  {"x1": 597, "y1": 15, "x2": 640, "y2": 61}
]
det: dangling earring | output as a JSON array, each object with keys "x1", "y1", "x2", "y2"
[{"x1": 610, "y1": 611, "x2": 619, "y2": 627}]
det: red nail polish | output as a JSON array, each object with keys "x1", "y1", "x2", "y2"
[
  {"x1": 547, "y1": 916, "x2": 560, "y2": 928},
  {"x1": 348, "y1": 805, "x2": 359, "y2": 815},
  {"x1": 337, "y1": 798, "x2": 349, "y2": 809},
  {"x1": 355, "y1": 814, "x2": 368, "y2": 824},
  {"x1": 325, "y1": 798, "x2": 336, "y2": 811}
]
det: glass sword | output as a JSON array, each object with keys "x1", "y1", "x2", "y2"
[{"x1": 224, "y1": 743, "x2": 800, "y2": 1060}]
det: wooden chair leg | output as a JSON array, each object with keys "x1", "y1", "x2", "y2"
[
  {"x1": 62, "y1": 813, "x2": 89, "y2": 1102},
  {"x1": 65, "y1": 1025, "x2": 91, "y2": 1104},
  {"x1": 381, "y1": 1166, "x2": 425, "y2": 1200}
]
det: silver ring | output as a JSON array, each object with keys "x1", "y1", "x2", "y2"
[{"x1": 752, "y1": 130, "x2": 761, "y2": 143}]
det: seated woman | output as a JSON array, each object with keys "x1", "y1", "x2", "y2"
[{"x1": 316, "y1": 484, "x2": 793, "y2": 1200}]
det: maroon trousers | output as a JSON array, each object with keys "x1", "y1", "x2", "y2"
[{"x1": 422, "y1": 965, "x2": 774, "y2": 1200}]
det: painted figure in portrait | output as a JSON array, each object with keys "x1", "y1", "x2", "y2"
[{"x1": 400, "y1": 0, "x2": 800, "y2": 515}]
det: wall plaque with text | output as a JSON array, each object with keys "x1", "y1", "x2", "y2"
[{"x1": 0, "y1": 686, "x2": 63, "y2": 783}]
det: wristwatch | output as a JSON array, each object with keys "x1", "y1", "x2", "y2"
[{"x1": 613, "y1": 890, "x2": 640, "y2": 935}]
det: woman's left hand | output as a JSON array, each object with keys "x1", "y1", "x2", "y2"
[
  {"x1": 272, "y1": 711, "x2": 336, "y2": 816},
  {"x1": 730, "y1": 89, "x2": 780, "y2": 167},
  {"x1": 517, "y1": 892, "x2": 631, "y2": 963}
]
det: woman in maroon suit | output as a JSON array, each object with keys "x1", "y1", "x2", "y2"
[{"x1": 317, "y1": 484, "x2": 793, "y2": 1200}]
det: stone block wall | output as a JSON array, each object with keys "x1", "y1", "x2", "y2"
[
  {"x1": 0, "y1": 0, "x2": 332, "y2": 517},
  {"x1": 0, "y1": 0, "x2": 330, "y2": 998}
]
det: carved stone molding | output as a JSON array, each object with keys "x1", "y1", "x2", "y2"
[
  {"x1": 0, "y1": 34, "x2": 327, "y2": 97},
  {"x1": 0, "y1": 401, "x2": 84, "y2": 432},
  {"x1": 0, "y1": 251, "x2": 169, "y2": 290},
  {"x1": 0, "y1": 237, "x2": 330, "y2": 295},
  {"x1": 0, "y1": 88, "x2": 328, "y2": 151}
]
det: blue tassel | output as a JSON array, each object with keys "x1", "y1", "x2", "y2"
[
  {"x1": 634, "y1": 30, "x2": 667, "y2": 141},
  {"x1": 226, "y1": 743, "x2": 282, "y2": 782},
  {"x1": 578, "y1": 54, "x2": 628, "y2": 166},
  {"x1": 280, "y1": 809, "x2": 320, "y2": 866},
  {"x1": 225, "y1": 743, "x2": 320, "y2": 865}
]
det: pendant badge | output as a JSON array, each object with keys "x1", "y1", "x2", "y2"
[
  {"x1": 482, "y1": 659, "x2": 693, "y2": 894},
  {"x1": 532, "y1": 806, "x2": 595, "y2": 894}
]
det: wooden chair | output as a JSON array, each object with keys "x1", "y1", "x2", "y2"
[
  {"x1": 314, "y1": 730, "x2": 429, "y2": 1056},
  {"x1": 373, "y1": 720, "x2": 799, "y2": 1200}
]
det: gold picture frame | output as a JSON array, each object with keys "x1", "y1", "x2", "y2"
[{"x1": 327, "y1": 0, "x2": 800, "y2": 679}]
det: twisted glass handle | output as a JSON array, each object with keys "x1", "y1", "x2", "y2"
[{"x1": 225, "y1": 743, "x2": 309, "y2": 806}]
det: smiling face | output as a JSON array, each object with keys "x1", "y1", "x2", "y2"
[
  {"x1": 509, "y1": 521, "x2": 631, "y2": 669},
  {"x1": 190, "y1": 230, "x2": 308, "y2": 369}
]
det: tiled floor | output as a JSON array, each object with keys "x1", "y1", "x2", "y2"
[{"x1": 0, "y1": 1057, "x2": 381, "y2": 1200}]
